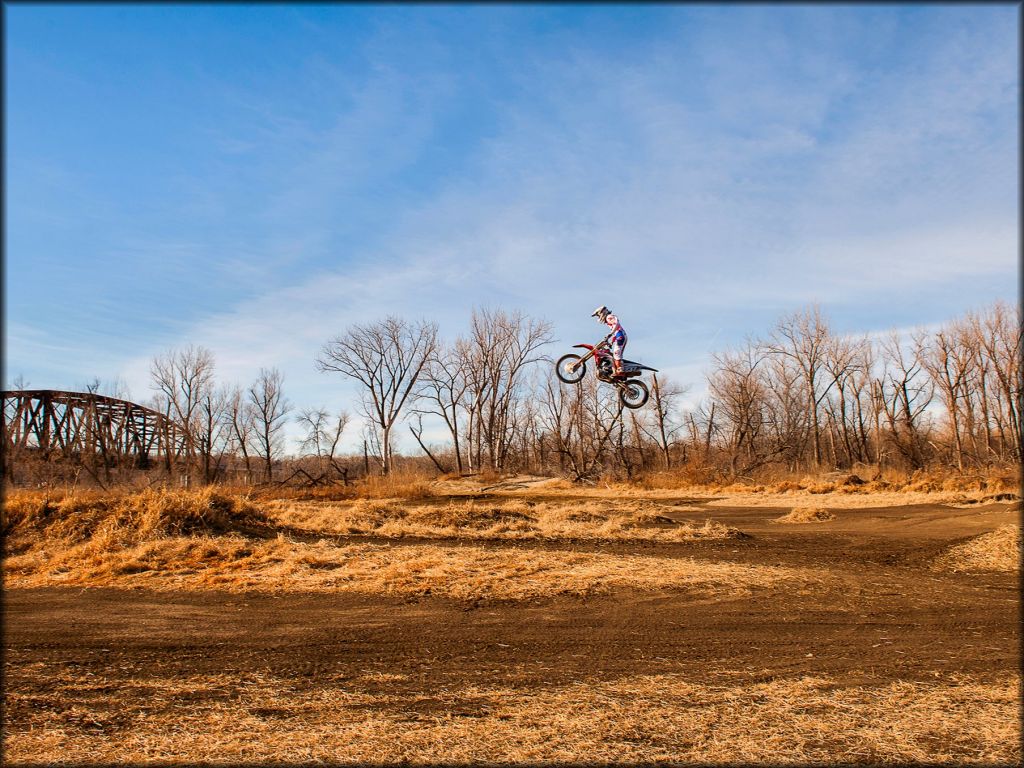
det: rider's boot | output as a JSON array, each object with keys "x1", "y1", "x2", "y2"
[{"x1": 613, "y1": 359, "x2": 623, "y2": 378}]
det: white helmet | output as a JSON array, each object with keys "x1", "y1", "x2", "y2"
[{"x1": 591, "y1": 305, "x2": 610, "y2": 320}]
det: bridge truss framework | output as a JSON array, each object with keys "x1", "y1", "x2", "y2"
[{"x1": 2, "y1": 390, "x2": 189, "y2": 480}]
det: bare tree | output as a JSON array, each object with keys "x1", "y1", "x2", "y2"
[
  {"x1": 709, "y1": 342, "x2": 774, "y2": 477},
  {"x1": 316, "y1": 317, "x2": 438, "y2": 475},
  {"x1": 150, "y1": 345, "x2": 216, "y2": 482},
  {"x1": 196, "y1": 385, "x2": 232, "y2": 483},
  {"x1": 225, "y1": 385, "x2": 256, "y2": 482},
  {"x1": 762, "y1": 350, "x2": 806, "y2": 471},
  {"x1": 845, "y1": 341, "x2": 877, "y2": 467},
  {"x1": 151, "y1": 345, "x2": 215, "y2": 432},
  {"x1": 635, "y1": 373, "x2": 687, "y2": 468},
  {"x1": 822, "y1": 334, "x2": 868, "y2": 468},
  {"x1": 408, "y1": 412, "x2": 449, "y2": 474},
  {"x1": 972, "y1": 301, "x2": 1021, "y2": 462},
  {"x1": 248, "y1": 367, "x2": 291, "y2": 482},
  {"x1": 766, "y1": 306, "x2": 835, "y2": 468},
  {"x1": 539, "y1": 374, "x2": 625, "y2": 482},
  {"x1": 922, "y1": 326, "x2": 974, "y2": 472},
  {"x1": 459, "y1": 308, "x2": 553, "y2": 472},
  {"x1": 81, "y1": 376, "x2": 133, "y2": 401},
  {"x1": 296, "y1": 407, "x2": 350, "y2": 483},
  {"x1": 415, "y1": 343, "x2": 471, "y2": 473},
  {"x1": 876, "y1": 330, "x2": 934, "y2": 470}
]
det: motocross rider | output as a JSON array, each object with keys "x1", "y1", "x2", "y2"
[{"x1": 591, "y1": 305, "x2": 627, "y2": 378}]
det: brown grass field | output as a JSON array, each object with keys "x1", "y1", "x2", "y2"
[{"x1": 3, "y1": 475, "x2": 1020, "y2": 764}]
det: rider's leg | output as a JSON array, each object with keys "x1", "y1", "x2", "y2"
[{"x1": 612, "y1": 335, "x2": 625, "y2": 377}]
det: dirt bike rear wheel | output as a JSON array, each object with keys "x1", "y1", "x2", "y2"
[
  {"x1": 555, "y1": 354, "x2": 586, "y2": 384},
  {"x1": 619, "y1": 380, "x2": 649, "y2": 409}
]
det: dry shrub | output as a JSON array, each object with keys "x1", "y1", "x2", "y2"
[
  {"x1": 416, "y1": 500, "x2": 537, "y2": 532},
  {"x1": 2, "y1": 487, "x2": 271, "y2": 585},
  {"x1": 804, "y1": 482, "x2": 836, "y2": 494},
  {"x1": 773, "y1": 506, "x2": 835, "y2": 524},
  {"x1": 245, "y1": 471, "x2": 437, "y2": 502},
  {"x1": 941, "y1": 475, "x2": 988, "y2": 493},
  {"x1": 474, "y1": 468, "x2": 505, "y2": 484},
  {"x1": 2, "y1": 488, "x2": 108, "y2": 539},
  {"x1": 771, "y1": 480, "x2": 804, "y2": 493},
  {"x1": 2, "y1": 487, "x2": 266, "y2": 547},
  {"x1": 872, "y1": 467, "x2": 1018, "y2": 495},
  {"x1": 934, "y1": 467, "x2": 1019, "y2": 495},
  {"x1": 352, "y1": 472, "x2": 435, "y2": 500},
  {"x1": 717, "y1": 482, "x2": 750, "y2": 493},
  {"x1": 637, "y1": 462, "x2": 720, "y2": 490},
  {"x1": 934, "y1": 525, "x2": 1021, "y2": 573},
  {"x1": 906, "y1": 476, "x2": 941, "y2": 493},
  {"x1": 982, "y1": 468, "x2": 1021, "y2": 494},
  {"x1": 251, "y1": 483, "x2": 357, "y2": 502}
]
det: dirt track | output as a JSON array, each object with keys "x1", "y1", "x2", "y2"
[{"x1": 3, "y1": 497, "x2": 1019, "y2": 762}]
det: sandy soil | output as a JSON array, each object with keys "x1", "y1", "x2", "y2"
[{"x1": 3, "y1": 489, "x2": 1020, "y2": 764}]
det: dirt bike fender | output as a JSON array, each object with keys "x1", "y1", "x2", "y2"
[
  {"x1": 573, "y1": 344, "x2": 595, "y2": 350},
  {"x1": 621, "y1": 360, "x2": 658, "y2": 372}
]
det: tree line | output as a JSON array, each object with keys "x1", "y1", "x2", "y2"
[{"x1": 137, "y1": 300, "x2": 1018, "y2": 485}]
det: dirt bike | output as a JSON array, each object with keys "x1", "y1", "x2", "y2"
[{"x1": 555, "y1": 337, "x2": 658, "y2": 409}]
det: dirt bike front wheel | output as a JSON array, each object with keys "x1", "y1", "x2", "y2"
[
  {"x1": 619, "y1": 380, "x2": 650, "y2": 409},
  {"x1": 555, "y1": 354, "x2": 586, "y2": 384}
]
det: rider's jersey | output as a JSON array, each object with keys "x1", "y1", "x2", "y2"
[{"x1": 605, "y1": 314, "x2": 626, "y2": 343}]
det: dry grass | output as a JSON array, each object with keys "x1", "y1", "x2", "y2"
[
  {"x1": 351, "y1": 472, "x2": 436, "y2": 499},
  {"x1": 442, "y1": 475, "x2": 1017, "y2": 513},
  {"x1": 933, "y1": 525, "x2": 1021, "y2": 573},
  {"x1": 773, "y1": 506, "x2": 836, "y2": 524},
  {"x1": 634, "y1": 464, "x2": 1021, "y2": 497},
  {"x1": 2, "y1": 486, "x2": 266, "y2": 547},
  {"x1": 3, "y1": 487, "x2": 771, "y2": 599},
  {"x1": 701, "y1": 489, "x2": 1013, "y2": 509},
  {"x1": 247, "y1": 472, "x2": 437, "y2": 502},
  {"x1": 265, "y1": 496, "x2": 741, "y2": 543},
  {"x1": 5, "y1": 665, "x2": 1018, "y2": 765},
  {"x1": 5, "y1": 537, "x2": 819, "y2": 600}
]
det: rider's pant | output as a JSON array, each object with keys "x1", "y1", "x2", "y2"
[{"x1": 610, "y1": 330, "x2": 627, "y2": 363}]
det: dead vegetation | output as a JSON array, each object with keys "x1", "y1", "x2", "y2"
[
  {"x1": 636, "y1": 465, "x2": 1020, "y2": 497},
  {"x1": 773, "y1": 506, "x2": 836, "y2": 524},
  {"x1": 5, "y1": 537, "x2": 819, "y2": 600},
  {"x1": 266, "y1": 496, "x2": 740, "y2": 543},
  {"x1": 933, "y1": 524, "x2": 1021, "y2": 573},
  {"x1": 5, "y1": 664, "x2": 1017, "y2": 765},
  {"x1": 3, "y1": 487, "x2": 806, "y2": 599},
  {"x1": 241, "y1": 471, "x2": 437, "y2": 502},
  {"x1": 2, "y1": 486, "x2": 266, "y2": 548}
]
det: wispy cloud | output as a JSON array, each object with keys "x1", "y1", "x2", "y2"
[{"x1": 7, "y1": 5, "x2": 1017, "y2": 454}]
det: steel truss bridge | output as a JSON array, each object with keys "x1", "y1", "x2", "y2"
[{"x1": 2, "y1": 390, "x2": 189, "y2": 476}]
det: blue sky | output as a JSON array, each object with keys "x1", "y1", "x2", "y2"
[{"x1": 5, "y1": 4, "x2": 1019, "y2": 449}]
